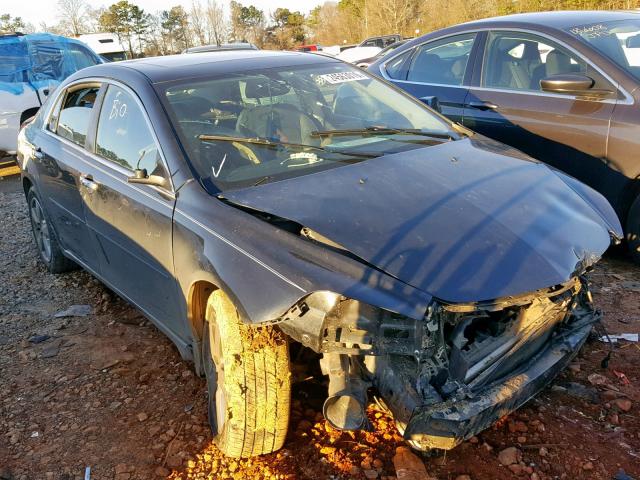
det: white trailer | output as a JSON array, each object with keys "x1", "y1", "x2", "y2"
[{"x1": 78, "y1": 33, "x2": 127, "y2": 62}]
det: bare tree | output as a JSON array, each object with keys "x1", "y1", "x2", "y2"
[
  {"x1": 205, "y1": 0, "x2": 227, "y2": 45},
  {"x1": 368, "y1": 0, "x2": 419, "y2": 36},
  {"x1": 190, "y1": 1, "x2": 208, "y2": 45},
  {"x1": 56, "y1": 0, "x2": 89, "y2": 36}
]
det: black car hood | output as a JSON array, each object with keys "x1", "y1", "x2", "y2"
[{"x1": 224, "y1": 137, "x2": 620, "y2": 303}]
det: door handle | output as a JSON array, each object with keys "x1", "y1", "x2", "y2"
[
  {"x1": 79, "y1": 173, "x2": 99, "y2": 192},
  {"x1": 466, "y1": 101, "x2": 499, "y2": 111}
]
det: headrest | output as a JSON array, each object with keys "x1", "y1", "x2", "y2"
[
  {"x1": 244, "y1": 78, "x2": 290, "y2": 99},
  {"x1": 546, "y1": 49, "x2": 572, "y2": 75}
]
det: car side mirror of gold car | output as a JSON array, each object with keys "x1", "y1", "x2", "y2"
[
  {"x1": 127, "y1": 168, "x2": 168, "y2": 188},
  {"x1": 540, "y1": 74, "x2": 614, "y2": 99}
]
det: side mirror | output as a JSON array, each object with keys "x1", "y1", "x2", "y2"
[
  {"x1": 540, "y1": 74, "x2": 594, "y2": 93},
  {"x1": 626, "y1": 34, "x2": 640, "y2": 48},
  {"x1": 420, "y1": 96, "x2": 441, "y2": 113},
  {"x1": 127, "y1": 168, "x2": 167, "y2": 188},
  {"x1": 540, "y1": 74, "x2": 613, "y2": 99}
]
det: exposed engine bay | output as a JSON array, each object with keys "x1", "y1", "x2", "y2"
[{"x1": 279, "y1": 276, "x2": 598, "y2": 450}]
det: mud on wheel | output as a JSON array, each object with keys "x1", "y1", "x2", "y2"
[{"x1": 202, "y1": 290, "x2": 291, "y2": 458}]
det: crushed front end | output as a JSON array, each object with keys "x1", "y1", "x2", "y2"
[{"x1": 279, "y1": 277, "x2": 598, "y2": 451}]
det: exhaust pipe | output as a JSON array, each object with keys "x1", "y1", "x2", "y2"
[{"x1": 320, "y1": 353, "x2": 367, "y2": 431}]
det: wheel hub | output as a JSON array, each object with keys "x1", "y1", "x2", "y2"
[{"x1": 29, "y1": 197, "x2": 51, "y2": 263}]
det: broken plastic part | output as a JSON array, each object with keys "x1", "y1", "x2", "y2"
[{"x1": 320, "y1": 352, "x2": 368, "y2": 431}]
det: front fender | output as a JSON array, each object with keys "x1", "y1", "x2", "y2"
[
  {"x1": 551, "y1": 168, "x2": 623, "y2": 242},
  {"x1": 172, "y1": 182, "x2": 431, "y2": 326}
]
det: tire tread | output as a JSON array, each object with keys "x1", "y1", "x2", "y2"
[{"x1": 205, "y1": 291, "x2": 291, "y2": 457}]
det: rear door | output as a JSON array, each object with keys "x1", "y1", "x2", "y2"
[
  {"x1": 381, "y1": 33, "x2": 479, "y2": 123},
  {"x1": 463, "y1": 30, "x2": 617, "y2": 183},
  {"x1": 34, "y1": 82, "x2": 102, "y2": 268},
  {"x1": 80, "y1": 82, "x2": 183, "y2": 334}
]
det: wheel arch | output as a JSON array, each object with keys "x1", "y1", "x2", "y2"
[
  {"x1": 22, "y1": 176, "x2": 33, "y2": 197},
  {"x1": 188, "y1": 279, "x2": 218, "y2": 344},
  {"x1": 20, "y1": 107, "x2": 40, "y2": 126}
]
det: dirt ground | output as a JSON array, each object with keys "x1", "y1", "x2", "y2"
[{"x1": 1, "y1": 173, "x2": 639, "y2": 480}]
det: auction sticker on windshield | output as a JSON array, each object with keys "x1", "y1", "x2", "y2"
[{"x1": 319, "y1": 71, "x2": 369, "y2": 84}]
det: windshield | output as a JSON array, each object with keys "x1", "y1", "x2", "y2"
[
  {"x1": 161, "y1": 62, "x2": 457, "y2": 191},
  {"x1": 567, "y1": 19, "x2": 640, "y2": 81}
]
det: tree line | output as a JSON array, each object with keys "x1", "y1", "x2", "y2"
[
  {"x1": 309, "y1": 0, "x2": 640, "y2": 45},
  {"x1": 0, "y1": 0, "x2": 306, "y2": 56},
  {"x1": 2, "y1": 0, "x2": 640, "y2": 56}
]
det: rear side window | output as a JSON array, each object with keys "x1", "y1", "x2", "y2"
[
  {"x1": 96, "y1": 85, "x2": 167, "y2": 178},
  {"x1": 406, "y1": 34, "x2": 476, "y2": 86},
  {"x1": 56, "y1": 86, "x2": 100, "y2": 146}
]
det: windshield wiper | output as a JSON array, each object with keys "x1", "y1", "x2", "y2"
[
  {"x1": 198, "y1": 134, "x2": 379, "y2": 158},
  {"x1": 252, "y1": 175, "x2": 272, "y2": 186},
  {"x1": 310, "y1": 126, "x2": 455, "y2": 140}
]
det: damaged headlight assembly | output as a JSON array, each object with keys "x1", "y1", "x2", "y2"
[{"x1": 278, "y1": 278, "x2": 600, "y2": 450}]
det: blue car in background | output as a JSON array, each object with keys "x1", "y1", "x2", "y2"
[{"x1": 0, "y1": 32, "x2": 101, "y2": 156}]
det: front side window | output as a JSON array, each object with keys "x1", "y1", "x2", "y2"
[
  {"x1": 361, "y1": 39, "x2": 380, "y2": 48},
  {"x1": 162, "y1": 62, "x2": 460, "y2": 191},
  {"x1": 96, "y1": 85, "x2": 167, "y2": 179},
  {"x1": 406, "y1": 34, "x2": 476, "y2": 86},
  {"x1": 55, "y1": 85, "x2": 100, "y2": 146},
  {"x1": 567, "y1": 19, "x2": 640, "y2": 81},
  {"x1": 483, "y1": 32, "x2": 587, "y2": 91}
]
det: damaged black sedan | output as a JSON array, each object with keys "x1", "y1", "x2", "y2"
[{"x1": 17, "y1": 51, "x2": 623, "y2": 457}]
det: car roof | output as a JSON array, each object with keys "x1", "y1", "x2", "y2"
[
  {"x1": 184, "y1": 43, "x2": 257, "y2": 53},
  {"x1": 461, "y1": 10, "x2": 640, "y2": 30},
  {"x1": 79, "y1": 50, "x2": 342, "y2": 84}
]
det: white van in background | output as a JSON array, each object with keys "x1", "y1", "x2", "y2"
[{"x1": 78, "y1": 33, "x2": 127, "y2": 62}]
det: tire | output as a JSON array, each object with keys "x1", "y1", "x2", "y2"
[
  {"x1": 202, "y1": 290, "x2": 291, "y2": 458},
  {"x1": 627, "y1": 194, "x2": 640, "y2": 264},
  {"x1": 27, "y1": 187, "x2": 76, "y2": 273}
]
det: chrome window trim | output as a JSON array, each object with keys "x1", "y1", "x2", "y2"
[
  {"x1": 42, "y1": 76, "x2": 176, "y2": 193},
  {"x1": 45, "y1": 81, "x2": 102, "y2": 138},
  {"x1": 380, "y1": 26, "x2": 634, "y2": 105}
]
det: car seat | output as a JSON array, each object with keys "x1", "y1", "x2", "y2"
[
  {"x1": 236, "y1": 78, "x2": 321, "y2": 145},
  {"x1": 407, "y1": 52, "x2": 451, "y2": 84}
]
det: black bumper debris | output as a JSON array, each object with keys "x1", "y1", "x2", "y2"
[{"x1": 403, "y1": 323, "x2": 592, "y2": 450}]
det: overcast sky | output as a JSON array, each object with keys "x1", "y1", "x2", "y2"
[{"x1": 5, "y1": 0, "x2": 326, "y2": 28}]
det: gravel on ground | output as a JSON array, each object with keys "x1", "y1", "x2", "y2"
[{"x1": 1, "y1": 174, "x2": 639, "y2": 480}]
